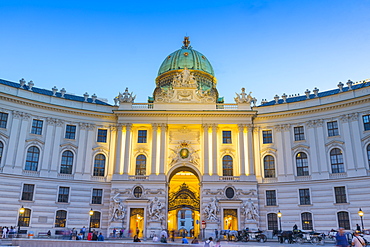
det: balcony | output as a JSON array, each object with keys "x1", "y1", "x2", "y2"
[
  {"x1": 219, "y1": 176, "x2": 240, "y2": 181},
  {"x1": 329, "y1": 172, "x2": 347, "y2": 179},
  {"x1": 22, "y1": 170, "x2": 40, "y2": 177},
  {"x1": 129, "y1": 175, "x2": 149, "y2": 180}
]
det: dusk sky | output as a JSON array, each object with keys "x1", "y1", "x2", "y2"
[{"x1": 1, "y1": 0, "x2": 369, "y2": 104}]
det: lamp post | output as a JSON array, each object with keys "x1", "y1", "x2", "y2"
[
  {"x1": 277, "y1": 210, "x2": 282, "y2": 232},
  {"x1": 89, "y1": 208, "x2": 94, "y2": 233},
  {"x1": 358, "y1": 208, "x2": 364, "y2": 232},
  {"x1": 18, "y1": 205, "x2": 25, "y2": 238}
]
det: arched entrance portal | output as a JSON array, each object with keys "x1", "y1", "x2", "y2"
[{"x1": 168, "y1": 170, "x2": 200, "y2": 238}]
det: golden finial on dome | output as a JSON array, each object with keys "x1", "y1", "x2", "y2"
[{"x1": 183, "y1": 36, "x2": 190, "y2": 48}]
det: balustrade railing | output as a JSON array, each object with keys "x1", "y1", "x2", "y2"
[
  {"x1": 129, "y1": 175, "x2": 149, "y2": 180},
  {"x1": 219, "y1": 176, "x2": 240, "y2": 181}
]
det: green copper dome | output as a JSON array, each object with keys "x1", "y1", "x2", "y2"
[{"x1": 157, "y1": 37, "x2": 215, "y2": 77}]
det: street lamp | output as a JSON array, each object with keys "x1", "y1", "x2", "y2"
[
  {"x1": 277, "y1": 210, "x2": 282, "y2": 232},
  {"x1": 18, "y1": 205, "x2": 25, "y2": 238},
  {"x1": 89, "y1": 208, "x2": 94, "y2": 233},
  {"x1": 358, "y1": 208, "x2": 364, "y2": 232}
]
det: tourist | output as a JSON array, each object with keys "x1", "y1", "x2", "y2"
[
  {"x1": 160, "y1": 234, "x2": 167, "y2": 243},
  {"x1": 215, "y1": 239, "x2": 221, "y2": 247},
  {"x1": 204, "y1": 237, "x2": 214, "y2": 247},
  {"x1": 182, "y1": 236, "x2": 189, "y2": 244},
  {"x1": 47, "y1": 230, "x2": 51, "y2": 238},
  {"x1": 91, "y1": 230, "x2": 98, "y2": 241},
  {"x1": 80, "y1": 226, "x2": 86, "y2": 239},
  {"x1": 113, "y1": 228, "x2": 117, "y2": 238},
  {"x1": 98, "y1": 232, "x2": 104, "y2": 241},
  {"x1": 215, "y1": 229, "x2": 219, "y2": 239},
  {"x1": 352, "y1": 231, "x2": 366, "y2": 247},
  {"x1": 133, "y1": 235, "x2": 141, "y2": 242},
  {"x1": 335, "y1": 228, "x2": 349, "y2": 247},
  {"x1": 153, "y1": 234, "x2": 159, "y2": 242},
  {"x1": 191, "y1": 237, "x2": 199, "y2": 244}
]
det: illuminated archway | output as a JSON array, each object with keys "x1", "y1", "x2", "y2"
[{"x1": 168, "y1": 167, "x2": 200, "y2": 238}]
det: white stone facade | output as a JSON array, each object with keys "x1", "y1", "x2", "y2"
[{"x1": 0, "y1": 67, "x2": 369, "y2": 238}]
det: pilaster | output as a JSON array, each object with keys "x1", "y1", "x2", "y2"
[
  {"x1": 211, "y1": 124, "x2": 218, "y2": 176},
  {"x1": 202, "y1": 124, "x2": 210, "y2": 177},
  {"x1": 123, "y1": 123, "x2": 133, "y2": 175}
]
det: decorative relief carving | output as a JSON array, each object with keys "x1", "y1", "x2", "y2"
[
  {"x1": 242, "y1": 198, "x2": 259, "y2": 222},
  {"x1": 169, "y1": 127, "x2": 200, "y2": 144},
  {"x1": 340, "y1": 113, "x2": 358, "y2": 122},
  {"x1": 110, "y1": 191, "x2": 126, "y2": 222},
  {"x1": 12, "y1": 111, "x2": 30, "y2": 120},
  {"x1": 306, "y1": 119, "x2": 324, "y2": 128},
  {"x1": 147, "y1": 197, "x2": 165, "y2": 222},
  {"x1": 169, "y1": 141, "x2": 200, "y2": 166},
  {"x1": 274, "y1": 124, "x2": 290, "y2": 132},
  {"x1": 154, "y1": 68, "x2": 217, "y2": 103},
  {"x1": 203, "y1": 197, "x2": 219, "y2": 222}
]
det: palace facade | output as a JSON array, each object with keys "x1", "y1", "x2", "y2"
[{"x1": 0, "y1": 37, "x2": 369, "y2": 238}]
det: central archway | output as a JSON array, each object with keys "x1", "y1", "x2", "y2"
[{"x1": 168, "y1": 167, "x2": 200, "y2": 239}]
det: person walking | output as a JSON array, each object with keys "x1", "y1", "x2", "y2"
[
  {"x1": 204, "y1": 237, "x2": 215, "y2": 247},
  {"x1": 215, "y1": 229, "x2": 219, "y2": 239},
  {"x1": 336, "y1": 228, "x2": 349, "y2": 247},
  {"x1": 352, "y1": 231, "x2": 366, "y2": 247}
]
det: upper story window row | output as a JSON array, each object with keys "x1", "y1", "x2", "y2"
[{"x1": 0, "y1": 112, "x2": 8, "y2": 129}]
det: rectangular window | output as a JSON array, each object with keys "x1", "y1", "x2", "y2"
[
  {"x1": 58, "y1": 187, "x2": 70, "y2": 203},
  {"x1": 31, "y1": 119, "x2": 43, "y2": 135},
  {"x1": 180, "y1": 221, "x2": 185, "y2": 226},
  {"x1": 299, "y1": 189, "x2": 311, "y2": 205},
  {"x1": 294, "y1": 126, "x2": 305, "y2": 141},
  {"x1": 92, "y1": 189, "x2": 103, "y2": 204},
  {"x1": 0, "y1": 112, "x2": 8, "y2": 129},
  {"x1": 65, "y1": 125, "x2": 76, "y2": 139},
  {"x1": 137, "y1": 130, "x2": 147, "y2": 143},
  {"x1": 263, "y1": 130, "x2": 273, "y2": 144},
  {"x1": 334, "y1": 186, "x2": 347, "y2": 203},
  {"x1": 21, "y1": 184, "x2": 35, "y2": 201},
  {"x1": 97, "y1": 129, "x2": 107, "y2": 143},
  {"x1": 266, "y1": 190, "x2": 277, "y2": 206},
  {"x1": 222, "y1": 131, "x2": 232, "y2": 144},
  {"x1": 327, "y1": 121, "x2": 339, "y2": 137},
  {"x1": 363, "y1": 115, "x2": 370, "y2": 131}
]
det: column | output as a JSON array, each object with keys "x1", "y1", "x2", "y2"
[
  {"x1": 159, "y1": 124, "x2": 167, "y2": 175},
  {"x1": 306, "y1": 121, "x2": 320, "y2": 175},
  {"x1": 340, "y1": 115, "x2": 356, "y2": 172},
  {"x1": 114, "y1": 124, "x2": 123, "y2": 174},
  {"x1": 246, "y1": 124, "x2": 255, "y2": 176},
  {"x1": 150, "y1": 124, "x2": 158, "y2": 175},
  {"x1": 13, "y1": 113, "x2": 31, "y2": 171},
  {"x1": 49, "y1": 119, "x2": 64, "y2": 175},
  {"x1": 283, "y1": 124, "x2": 294, "y2": 178},
  {"x1": 40, "y1": 118, "x2": 56, "y2": 174},
  {"x1": 82, "y1": 124, "x2": 95, "y2": 176},
  {"x1": 211, "y1": 124, "x2": 218, "y2": 176},
  {"x1": 123, "y1": 124, "x2": 132, "y2": 174},
  {"x1": 4, "y1": 111, "x2": 23, "y2": 172},
  {"x1": 75, "y1": 123, "x2": 88, "y2": 176},
  {"x1": 202, "y1": 124, "x2": 210, "y2": 176},
  {"x1": 274, "y1": 125, "x2": 285, "y2": 178},
  {"x1": 238, "y1": 124, "x2": 246, "y2": 176},
  {"x1": 252, "y1": 127, "x2": 261, "y2": 178}
]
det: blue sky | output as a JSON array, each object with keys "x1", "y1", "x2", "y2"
[{"x1": 1, "y1": 0, "x2": 369, "y2": 104}]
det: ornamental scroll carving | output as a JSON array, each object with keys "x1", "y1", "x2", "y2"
[
  {"x1": 115, "y1": 87, "x2": 136, "y2": 105},
  {"x1": 234, "y1": 88, "x2": 257, "y2": 106}
]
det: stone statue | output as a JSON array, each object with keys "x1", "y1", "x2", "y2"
[
  {"x1": 243, "y1": 198, "x2": 259, "y2": 222},
  {"x1": 234, "y1": 88, "x2": 254, "y2": 104},
  {"x1": 115, "y1": 87, "x2": 136, "y2": 104},
  {"x1": 148, "y1": 197, "x2": 164, "y2": 221},
  {"x1": 173, "y1": 68, "x2": 197, "y2": 88},
  {"x1": 203, "y1": 197, "x2": 219, "y2": 221},
  {"x1": 110, "y1": 191, "x2": 126, "y2": 222}
]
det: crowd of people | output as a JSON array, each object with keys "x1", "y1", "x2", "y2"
[{"x1": 0, "y1": 226, "x2": 17, "y2": 238}]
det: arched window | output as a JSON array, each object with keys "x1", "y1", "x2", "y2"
[
  {"x1": 60, "y1": 151, "x2": 73, "y2": 174},
  {"x1": 25, "y1": 146, "x2": 40, "y2": 171},
  {"x1": 90, "y1": 211, "x2": 101, "y2": 228},
  {"x1": 133, "y1": 186, "x2": 143, "y2": 198},
  {"x1": 18, "y1": 208, "x2": 31, "y2": 227},
  {"x1": 0, "y1": 141, "x2": 3, "y2": 164},
  {"x1": 301, "y1": 212, "x2": 313, "y2": 230},
  {"x1": 296, "y1": 152, "x2": 309, "y2": 176},
  {"x1": 330, "y1": 148, "x2": 344, "y2": 173},
  {"x1": 55, "y1": 210, "x2": 67, "y2": 227},
  {"x1": 135, "y1": 155, "x2": 146, "y2": 175},
  {"x1": 267, "y1": 213, "x2": 278, "y2": 230},
  {"x1": 93, "y1": 154, "x2": 105, "y2": 177},
  {"x1": 264, "y1": 155, "x2": 275, "y2": 178},
  {"x1": 222, "y1": 155, "x2": 233, "y2": 176},
  {"x1": 367, "y1": 144, "x2": 370, "y2": 169},
  {"x1": 337, "y1": 211, "x2": 350, "y2": 230}
]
